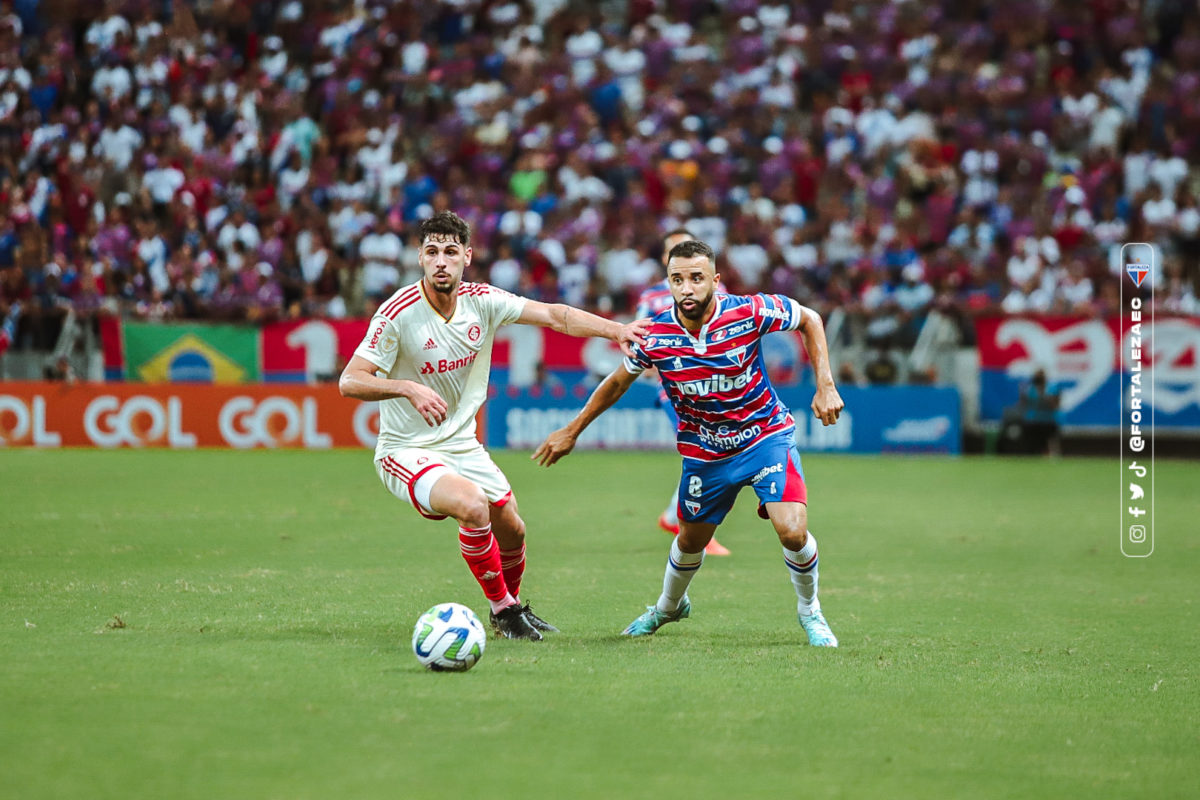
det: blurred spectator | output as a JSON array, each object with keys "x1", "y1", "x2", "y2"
[
  {"x1": 488, "y1": 242, "x2": 521, "y2": 294},
  {"x1": 42, "y1": 353, "x2": 75, "y2": 383},
  {"x1": 0, "y1": 301, "x2": 19, "y2": 355},
  {"x1": 1000, "y1": 369, "x2": 1062, "y2": 456},
  {"x1": 359, "y1": 217, "x2": 402, "y2": 302},
  {"x1": 864, "y1": 348, "x2": 899, "y2": 385}
]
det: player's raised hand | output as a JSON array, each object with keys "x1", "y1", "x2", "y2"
[
  {"x1": 811, "y1": 383, "x2": 844, "y2": 426},
  {"x1": 532, "y1": 428, "x2": 578, "y2": 467},
  {"x1": 616, "y1": 318, "x2": 651, "y2": 358},
  {"x1": 404, "y1": 383, "x2": 449, "y2": 426}
]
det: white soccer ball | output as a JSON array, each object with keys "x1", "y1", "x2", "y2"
[{"x1": 411, "y1": 602, "x2": 487, "y2": 672}]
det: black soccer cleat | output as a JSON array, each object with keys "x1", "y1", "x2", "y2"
[
  {"x1": 490, "y1": 604, "x2": 543, "y2": 641},
  {"x1": 519, "y1": 602, "x2": 560, "y2": 633}
]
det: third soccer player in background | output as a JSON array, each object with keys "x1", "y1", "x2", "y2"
[{"x1": 534, "y1": 239, "x2": 844, "y2": 647}]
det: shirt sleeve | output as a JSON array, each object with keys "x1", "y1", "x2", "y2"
[
  {"x1": 754, "y1": 293, "x2": 806, "y2": 335},
  {"x1": 482, "y1": 285, "x2": 528, "y2": 328},
  {"x1": 352, "y1": 314, "x2": 401, "y2": 373},
  {"x1": 622, "y1": 340, "x2": 652, "y2": 375}
]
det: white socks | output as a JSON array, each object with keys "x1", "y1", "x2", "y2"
[
  {"x1": 782, "y1": 531, "x2": 820, "y2": 615},
  {"x1": 656, "y1": 537, "x2": 703, "y2": 613}
]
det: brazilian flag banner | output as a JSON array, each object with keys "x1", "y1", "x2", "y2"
[{"x1": 122, "y1": 323, "x2": 260, "y2": 383}]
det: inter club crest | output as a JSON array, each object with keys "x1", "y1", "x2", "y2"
[
  {"x1": 1126, "y1": 259, "x2": 1149, "y2": 288},
  {"x1": 467, "y1": 324, "x2": 482, "y2": 343}
]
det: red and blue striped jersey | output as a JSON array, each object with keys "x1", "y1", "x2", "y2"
[
  {"x1": 635, "y1": 279, "x2": 674, "y2": 319},
  {"x1": 624, "y1": 293, "x2": 807, "y2": 461}
]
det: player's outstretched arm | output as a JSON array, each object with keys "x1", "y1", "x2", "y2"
[
  {"x1": 338, "y1": 355, "x2": 448, "y2": 427},
  {"x1": 795, "y1": 304, "x2": 845, "y2": 426},
  {"x1": 532, "y1": 365, "x2": 639, "y2": 466},
  {"x1": 517, "y1": 300, "x2": 649, "y2": 357}
]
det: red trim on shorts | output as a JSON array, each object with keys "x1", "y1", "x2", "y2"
[
  {"x1": 382, "y1": 457, "x2": 449, "y2": 520},
  {"x1": 490, "y1": 490, "x2": 513, "y2": 508},
  {"x1": 781, "y1": 449, "x2": 808, "y2": 504},
  {"x1": 757, "y1": 449, "x2": 807, "y2": 519}
]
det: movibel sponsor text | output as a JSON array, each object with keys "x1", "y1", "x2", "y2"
[
  {"x1": 675, "y1": 366, "x2": 755, "y2": 396},
  {"x1": 758, "y1": 306, "x2": 789, "y2": 321}
]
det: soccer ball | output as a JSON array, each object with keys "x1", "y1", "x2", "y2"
[{"x1": 411, "y1": 602, "x2": 487, "y2": 672}]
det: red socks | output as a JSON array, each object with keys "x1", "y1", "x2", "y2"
[
  {"x1": 458, "y1": 524, "x2": 512, "y2": 610},
  {"x1": 499, "y1": 543, "x2": 526, "y2": 601}
]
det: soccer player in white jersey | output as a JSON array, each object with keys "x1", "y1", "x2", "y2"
[
  {"x1": 534, "y1": 239, "x2": 845, "y2": 646},
  {"x1": 339, "y1": 211, "x2": 647, "y2": 641},
  {"x1": 635, "y1": 228, "x2": 730, "y2": 556}
]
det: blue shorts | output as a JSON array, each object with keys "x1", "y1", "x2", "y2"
[{"x1": 677, "y1": 433, "x2": 807, "y2": 525}]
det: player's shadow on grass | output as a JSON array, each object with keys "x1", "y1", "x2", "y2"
[{"x1": 587, "y1": 628, "x2": 832, "y2": 650}]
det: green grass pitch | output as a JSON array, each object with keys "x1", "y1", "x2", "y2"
[{"x1": 2, "y1": 449, "x2": 1197, "y2": 799}]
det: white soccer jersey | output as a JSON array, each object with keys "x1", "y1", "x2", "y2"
[{"x1": 353, "y1": 280, "x2": 527, "y2": 458}]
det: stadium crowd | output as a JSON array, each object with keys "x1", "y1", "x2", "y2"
[{"x1": 0, "y1": 0, "x2": 1197, "y2": 358}]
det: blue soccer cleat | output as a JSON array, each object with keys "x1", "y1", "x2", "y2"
[
  {"x1": 622, "y1": 597, "x2": 692, "y2": 636},
  {"x1": 799, "y1": 609, "x2": 838, "y2": 647}
]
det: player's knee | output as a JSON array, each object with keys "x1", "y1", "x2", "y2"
[
  {"x1": 676, "y1": 526, "x2": 711, "y2": 554},
  {"x1": 505, "y1": 514, "x2": 526, "y2": 541},
  {"x1": 774, "y1": 509, "x2": 809, "y2": 550},
  {"x1": 457, "y1": 489, "x2": 491, "y2": 529},
  {"x1": 778, "y1": 526, "x2": 808, "y2": 551}
]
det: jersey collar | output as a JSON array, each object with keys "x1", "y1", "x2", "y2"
[
  {"x1": 674, "y1": 294, "x2": 721, "y2": 355},
  {"x1": 419, "y1": 280, "x2": 456, "y2": 323}
]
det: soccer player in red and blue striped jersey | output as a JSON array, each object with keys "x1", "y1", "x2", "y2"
[
  {"x1": 634, "y1": 228, "x2": 730, "y2": 555},
  {"x1": 534, "y1": 239, "x2": 844, "y2": 646}
]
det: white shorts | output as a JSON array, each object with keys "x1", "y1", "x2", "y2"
[{"x1": 375, "y1": 444, "x2": 513, "y2": 520}]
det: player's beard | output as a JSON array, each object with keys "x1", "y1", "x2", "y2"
[
  {"x1": 677, "y1": 291, "x2": 714, "y2": 321},
  {"x1": 429, "y1": 270, "x2": 458, "y2": 294}
]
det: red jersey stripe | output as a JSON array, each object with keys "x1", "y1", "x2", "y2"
[
  {"x1": 380, "y1": 288, "x2": 419, "y2": 318},
  {"x1": 383, "y1": 297, "x2": 421, "y2": 320}
]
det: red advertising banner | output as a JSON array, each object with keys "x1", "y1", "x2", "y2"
[
  {"x1": 258, "y1": 319, "x2": 619, "y2": 381},
  {"x1": 974, "y1": 315, "x2": 1200, "y2": 427},
  {"x1": 975, "y1": 315, "x2": 1200, "y2": 370},
  {"x1": 0, "y1": 383, "x2": 381, "y2": 449},
  {"x1": 261, "y1": 319, "x2": 369, "y2": 382}
]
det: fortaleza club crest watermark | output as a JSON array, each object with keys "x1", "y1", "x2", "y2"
[{"x1": 1119, "y1": 243, "x2": 1154, "y2": 558}]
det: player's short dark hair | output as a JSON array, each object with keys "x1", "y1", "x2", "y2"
[
  {"x1": 668, "y1": 239, "x2": 716, "y2": 265},
  {"x1": 419, "y1": 211, "x2": 471, "y2": 246}
]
